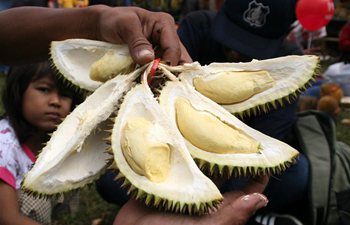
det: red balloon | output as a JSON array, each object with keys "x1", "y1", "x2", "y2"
[{"x1": 296, "y1": 0, "x2": 334, "y2": 31}]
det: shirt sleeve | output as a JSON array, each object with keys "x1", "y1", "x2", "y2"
[
  {"x1": 0, "y1": 166, "x2": 16, "y2": 188},
  {"x1": 0, "y1": 121, "x2": 23, "y2": 189}
]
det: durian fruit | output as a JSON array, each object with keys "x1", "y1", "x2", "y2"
[
  {"x1": 178, "y1": 55, "x2": 319, "y2": 116},
  {"x1": 51, "y1": 39, "x2": 135, "y2": 91},
  {"x1": 22, "y1": 69, "x2": 142, "y2": 195},
  {"x1": 158, "y1": 79, "x2": 299, "y2": 177},
  {"x1": 110, "y1": 67, "x2": 222, "y2": 214},
  {"x1": 192, "y1": 70, "x2": 275, "y2": 104}
]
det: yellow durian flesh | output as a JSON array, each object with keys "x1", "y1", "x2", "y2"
[
  {"x1": 175, "y1": 97, "x2": 259, "y2": 154},
  {"x1": 50, "y1": 39, "x2": 134, "y2": 91},
  {"x1": 159, "y1": 81, "x2": 299, "y2": 177},
  {"x1": 121, "y1": 117, "x2": 171, "y2": 182},
  {"x1": 111, "y1": 82, "x2": 222, "y2": 214},
  {"x1": 179, "y1": 55, "x2": 319, "y2": 115},
  {"x1": 193, "y1": 70, "x2": 274, "y2": 104},
  {"x1": 90, "y1": 51, "x2": 134, "y2": 82}
]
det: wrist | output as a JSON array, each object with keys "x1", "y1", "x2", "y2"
[{"x1": 84, "y1": 5, "x2": 110, "y2": 41}]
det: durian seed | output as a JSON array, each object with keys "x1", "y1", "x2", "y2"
[
  {"x1": 193, "y1": 70, "x2": 275, "y2": 104},
  {"x1": 121, "y1": 117, "x2": 171, "y2": 182},
  {"x1": 175, "y1": 97, "x2": 260, "y2": 154},
  {"x1": 90, "y1": 51, "x2": 134, "y2": 82}
]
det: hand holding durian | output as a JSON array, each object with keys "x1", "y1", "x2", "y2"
[{"x1": 22, "y1": 39, "x2": 319, "y2": 215}]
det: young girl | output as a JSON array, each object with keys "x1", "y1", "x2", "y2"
[{"x1": 0, "y1": 61, "x2": 83, "y2": 225}]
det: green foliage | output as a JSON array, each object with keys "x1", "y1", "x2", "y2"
[{"x1": 52, "y1": 185, "x2": 119, "y2": 225}]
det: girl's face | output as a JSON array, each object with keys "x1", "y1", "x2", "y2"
[{"x1": 22, "y1": 75, "x2": 72, "y2": 132}]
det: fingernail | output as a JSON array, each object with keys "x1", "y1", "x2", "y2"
[
  {"x1": 241, "y1": 193, "x2": 268, "y2": 210},
  {"x1": 253, "y1": 193, "x2": 269, "y2": 210},
  {"x1": 138, "y1": 49, "x2": 154, "y2": 58}
]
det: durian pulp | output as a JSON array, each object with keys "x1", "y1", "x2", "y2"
[
  {"x1": 178, "y1": 55, "x2": 319, "y2": 114},
  {"x1": 193, "y1": 70, "x2": 274, "y2": 104},
  {"x1": 112, "y1": 83, "x2": 222, "y2": 213},
  {"x1": 90, "y1": 50, "x2": 134, "y2": 82},
  {"x1": 175, "y1": 97, "x2": 260, "y2": 154},
  {"x1": 51, "y1": 39, "x2": 134, "y2": 91},
  {"x1": 121, "y1": 117, "x2": 171, "y2": 182},
  {"x1": 159, "y1": 81, "x2": 299, "y2": 175}
]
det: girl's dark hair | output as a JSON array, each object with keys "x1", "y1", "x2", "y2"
[{"x1": 2, "y1": 61, "x2": 84, "y2": 143}]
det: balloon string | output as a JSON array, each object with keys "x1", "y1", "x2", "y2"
[{"x1": 307, "y1": 31, "x2": 313, "y2": 50}]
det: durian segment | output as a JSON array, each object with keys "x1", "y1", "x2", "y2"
[
  {"x1": 111, "y1": 83, "x2": 222, "y2": 215},
  {"x1": 22, "y1": 71, "x2": 140, "y2": 195},
  {"x1": 193, "y1": 70, "x2": 275, "y2": 104},
  {"x1": 90, "y1": 50, "x2": 134, "y2": 82},
  {"x1": 175, "y1": 97, "x2": 260, "y2": 154},
  {"x1": 179, "y1": 55, "x2": 319, "y2": 115},
  {"x1": 51, "y1": 38, "x2": 134, "y2": 91},
  {"x1": 121, "y1": 117, "x2": 171, "y2": 182},
  {"x1": 159, "y1": 81, "x2": 299, "y2": 177}
]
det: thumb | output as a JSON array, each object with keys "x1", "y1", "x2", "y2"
[
  {"x1": 128, "y1": 40, "x2": 155, "y2": 65},
  {"x1": 238, "y1": 193, "x2": 269, "y2": 214},
  {"x1": 216, "y1": 193, "x2": 268, "y2": 225}
]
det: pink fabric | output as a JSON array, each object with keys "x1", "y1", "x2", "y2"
[
  {"x1": 0, "y1": 167, "x2": 16, "y2": 188},
  {"x1": 21, "y1": 144, "x2": 36, "y2": 163}
]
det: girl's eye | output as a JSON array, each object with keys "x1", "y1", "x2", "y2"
[{"x1": 37, "y1": 87, "x2": 51, "y2": 93}]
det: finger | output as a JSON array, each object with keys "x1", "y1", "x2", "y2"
[
  {"x1": 225, "y1": 193, "x2": 268, "y2": 224},
  {"x1": 179, "y1": 41, "x2": 192, "y2": 64},
  {"x1": 151, "y1": 13, "x2": 182, "y2": 66},
  {"x1": 221, "y1": 175, "x2": 268, "y2": 205},
  {"x1": 116, "y1": 11, "x2": 155, "y2": 65},
  {"x1": 113, "y1": 200, "x2": 152, "y2": 225},
  {"x1": 205, "y1": 193, "x2": 268, "y2": 225}
]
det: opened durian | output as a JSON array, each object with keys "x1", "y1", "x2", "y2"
[
  {"x1": 110, "y1": 67, "x2": 222, "y2": 214},
  {"x1": 23, "y1": 39, "x2": 316, "y2": 215},
  {"x1": 22, "y1": 68, "x2": 142, "y2": 194},
  {"x1": 51, "y1": 39, "x2": 135, "y2": 91},
  {"x1": 158, "y1": 78, "x2": 299, "y2": 177},
  {"x1": 171, "y1": 55, "x2": 319, "y2": 116}
]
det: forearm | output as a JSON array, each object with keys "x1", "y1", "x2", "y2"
[
  {"x1": 0, "y1": 214, "x2": 41, "y2": 225},
  {"x1": 0, "y1": 182, "x2": 41, "y2": 225},
  {"x1": 0, "y1": 6, "x2": 105, "y2": 65}
]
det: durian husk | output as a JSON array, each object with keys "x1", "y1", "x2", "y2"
[
  {"x1": 110, "y1": 66, "x2": 222, "y2": 215},
  {"x1": 50, "y1": 39, "x2": 135, "y2": 92},
  {"x1": 177, "y1": 55, "x2": 319, "y2": 116},
  {"x1": 159, "y1": 80, "x2": 299, "y2": 177},
  {"x1": 22, "y1": 68, "x2": 142, "y2": 195}
]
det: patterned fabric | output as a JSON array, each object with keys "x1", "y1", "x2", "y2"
[
  {"x1": 0, "y1": 118, "x2": 34, "y2": 189},
  {"x1": 0, "y1": 118, "x2": 53, "y2": 224},
  {"x1": 18, "y1": 190, "x2": 53, "y2": 225}
]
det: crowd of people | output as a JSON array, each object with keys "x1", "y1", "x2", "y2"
[{"x1": 0, "y1": 1, "x2": 349, "y2": 225}]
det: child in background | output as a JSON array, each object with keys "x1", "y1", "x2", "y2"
[{"x1": 0, "y1": 61, "x2": 83, "y2": 225}]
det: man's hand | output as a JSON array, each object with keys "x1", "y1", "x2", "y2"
[{"x1": 114, "y1": 176, "x2": 269, "y2": 225}]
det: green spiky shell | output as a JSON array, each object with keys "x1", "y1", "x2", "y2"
[
  {"x1": 22, "y1": 72, "x2": 140, "y2": 195},
  {"x1": 159, "y1": 80, "x2": 299, "y2": 177},
  {"x1": 178, "y1": 55, "x2": 319, "y2": 117},
  {"x1": 110, "y1": 74, "x2": 222, "y2": 215}
]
